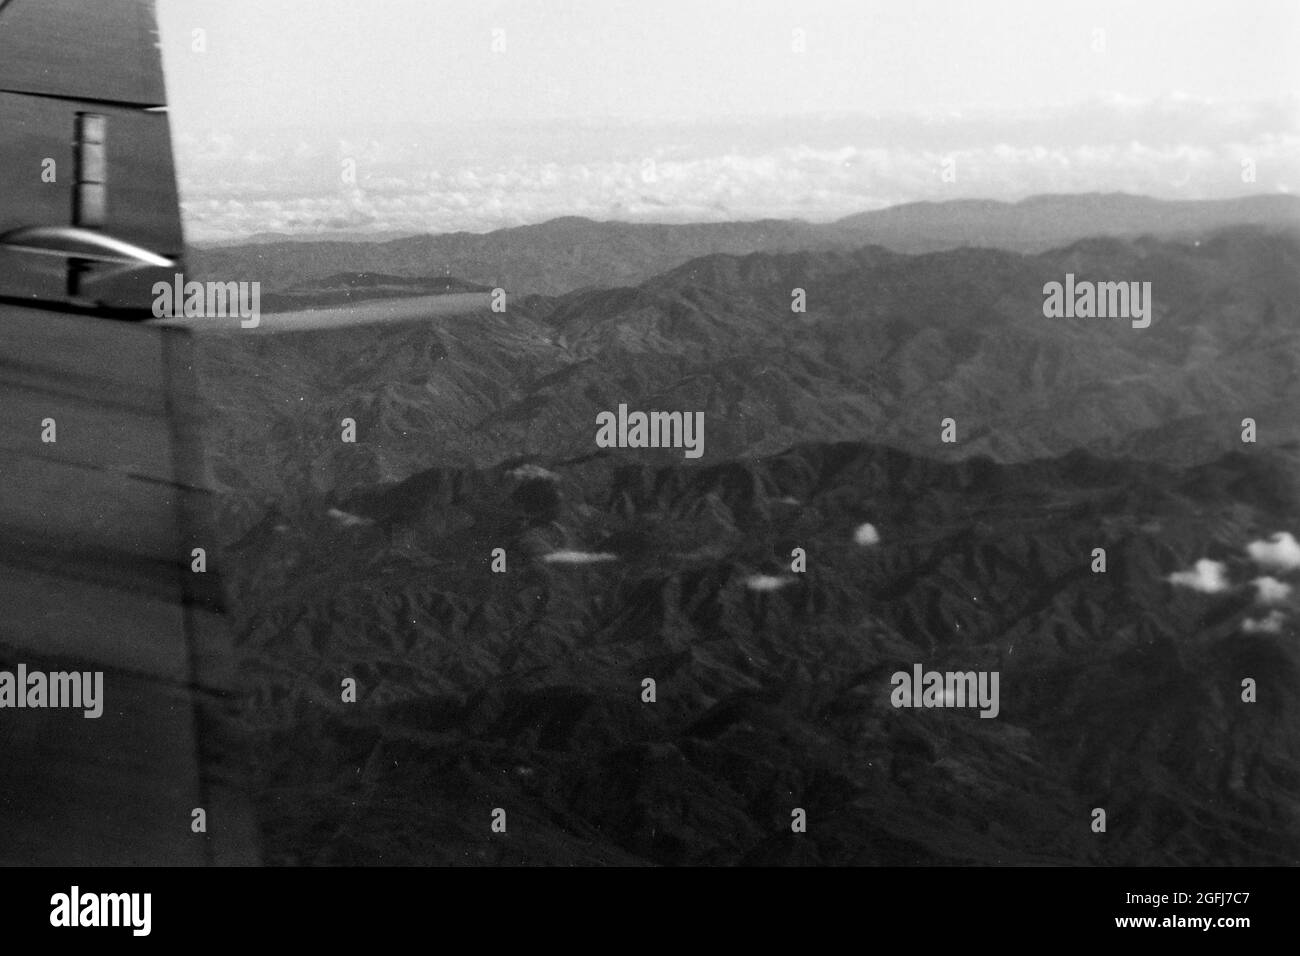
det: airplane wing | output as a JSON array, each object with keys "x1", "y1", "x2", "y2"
[{"x1": 0, "y1": 0, "x2": 256, "y2": 864}]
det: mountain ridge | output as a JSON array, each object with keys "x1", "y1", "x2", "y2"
[{"x1": 190, "y1": 192, "x2": 1300, "y2": 297}]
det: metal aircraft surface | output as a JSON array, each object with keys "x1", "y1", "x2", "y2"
[{"x1": 0, "y1": 0, "x2": 487, "y2": 864}]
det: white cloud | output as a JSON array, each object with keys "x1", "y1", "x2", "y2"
[
  {"x1": 1167, "y1": 559, "x2": 1230, "y2": 594},
  {"x1": 854, "y1": 523, "x2": 881, "y2": 546},
  {"x1": 1243, "y1": 610, "x2": 1286, "y2": 634},
  {"x1": 745, "y1": 574, "x2": 794, "y2": 592},
  {"x1": 541, "y1": 550, "x2": 616, "y2": 564},
  {"x1": 172, "y1": 95, "x2": 1300, "y2": 243},
  {"x1": 509, "y1": 464, "x2": 560, "y2": 482},
  {"x1": 326, "y1": 507, "x2": 373, "y2": 528},
  {"x1": 1246, "y1": 532, "x2": 1300, "y2": 572},
  {"x1": 1252, "y1": 576, "x2": 1293, "y2": 605}
]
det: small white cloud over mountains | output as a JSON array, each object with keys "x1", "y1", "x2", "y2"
[
  {"x1": 1167, "y1": 559, "x2": 1230, "y2": 594},
  {"x1": 1243, "y1": 611, "x2": 1287, "y2": 634},
  {"x1": 745, "y1": 574, "x2": 794, "y2": 592},
  {"x1": 1252, "y1": 576, "x2": 1293, "y2": 605},
  {"x1": 541, "y1": 550, "x2": 617, "y2": 564},
  {"x1": 1246, "y1": 532, "x2": 1300, "y2": 572},
  {"x1": 509, "y1": 464, "x2": 560, "y2": 482},
  {"x1": 326, "y1": 507, "x2": 373, "y2": 528},
  {"x1": 854, "y1": 523, "x2": 880, "y2": 546}
]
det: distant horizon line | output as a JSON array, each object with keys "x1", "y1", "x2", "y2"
[{"x1": 184, "y1": 189, "x2": 1299, "y2": 248}]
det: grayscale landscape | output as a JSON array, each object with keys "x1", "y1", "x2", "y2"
[
  {"x1": 191, "y1": 195, "x2": 1300, "y2": 864},
  {"x1": 5, "y1": 0, "x2": 1300, "y2": 903}
]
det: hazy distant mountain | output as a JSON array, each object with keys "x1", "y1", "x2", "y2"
[
  {"x1": 189, "y1": 193, "x2": 1300, "y2": 297},
  {"x1": 198, "y1": 229, "x2": 430, "y2": 246},
  {"x1": 190, "y1": 217, "x2": 836, "y2": 298},
  {"x1": 832, "y1": 192, "x2": 1300, "y2": 254},
  {"x1": 259, "y1": 272, "x2": 490, "y2": 312}
]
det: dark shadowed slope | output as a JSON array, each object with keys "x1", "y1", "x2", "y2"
[{"x1": 212, "y1": 440, "x2": 1300, "y2": 865}]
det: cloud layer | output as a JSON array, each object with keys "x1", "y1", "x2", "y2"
[{"x1": 174, "y1": 94, "x2": 1300, "y2": 243}]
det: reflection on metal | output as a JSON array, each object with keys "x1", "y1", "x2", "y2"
[
  {"x1": 0, "y1": 225, "x2": 175, "y2": 266},
  {"x1": 74, "y1": 112, "x2": 108, "y2": 229}
]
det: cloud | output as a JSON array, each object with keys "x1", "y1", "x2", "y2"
[
  {"x1": 326, "y1": 507, "x2": 373, "y2": 528},
  {"x1": 509, "y1": 464, "x2": 560, "y2": 482},
  {"x1": 745, "y1": 574, "x2": 794, "y2": 592},
  {"x1": 1167, "y1": 559, "x2": 1230, "y2": 594},
  {"x1": 1243, "y1": 610, "x2": 1287, "y2": 634},
  {"x1": 171, "y1": 95, "x2": 1300, "y2": 243},
  {"x1": 1252, "y1": 576, "x2": 1293, "y2": 605},
  {"x1": 854, "y1": 523, "x2": 881, "y2": 546},
  {"x1": 541, "y1": 550, "x2": 617, "y2": 564},
  {"x1": 1246, "y1": 532, "x2": 1300, "y2": 572}
]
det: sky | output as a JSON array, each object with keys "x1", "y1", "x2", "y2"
[{"x1": 154, "y1": 0, "x2": 1300, "y2": 242}]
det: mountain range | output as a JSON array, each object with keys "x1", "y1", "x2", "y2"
[
  {"x1": 190, "y1": 194, "x2": 1300, "y2": 865},
  {"x1": 190, "y1": 192, "x2": 1300, "y2": 296}
]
